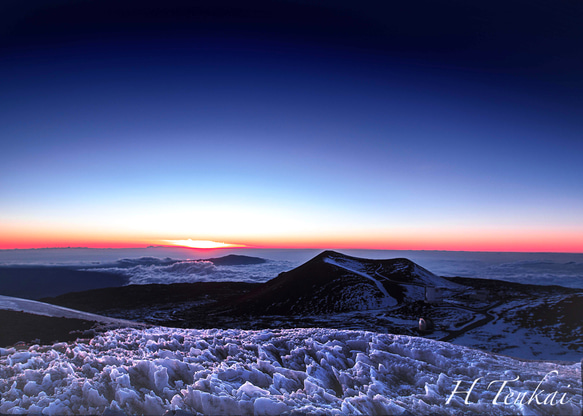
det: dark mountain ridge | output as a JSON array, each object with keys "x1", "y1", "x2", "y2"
[{"x1": 41, "y1": 282, "x2": 259, "y2": 314}]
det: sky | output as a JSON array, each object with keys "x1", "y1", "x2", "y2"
[{"x1": 1, "y1": 0, "x2": 582, "y2": 252}]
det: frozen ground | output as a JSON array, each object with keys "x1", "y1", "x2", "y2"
[
  {"x1": 0, "y1": 327, "x2": 580, "y2": 415},
  {"x1": 445, "y1": 295, "x2": 583, "y2": 361}
]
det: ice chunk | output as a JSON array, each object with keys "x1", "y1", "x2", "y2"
[
  {"x1": 254, "y1": 397, "x2": 290, "y2": 415},
  {"x1": 237, "y1": 381, "x2": 270, "y2": 398}
]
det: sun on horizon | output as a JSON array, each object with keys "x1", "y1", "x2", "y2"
[{"x1": 162, "y1": 239, "x2": 246, "y2": 249}]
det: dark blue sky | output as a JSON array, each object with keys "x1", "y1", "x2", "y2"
[{"x1": 1, "y1": 0, "x2": 582, "y2": 250}]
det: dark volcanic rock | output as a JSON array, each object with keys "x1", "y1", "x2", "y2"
[
  {"x1": 41, "y1": 282, "x2": 260, "y2": 314},
  {"x1": 0, "y1": 310, "x2": 97, "y2": 347}
]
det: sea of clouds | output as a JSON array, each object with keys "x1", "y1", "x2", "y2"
[
  {"x1": 408, "y1": 256, "x2": 583, "y2": 289},
  {"x1": 83, "y1": 257, "x2": 295, "y2": 285}
]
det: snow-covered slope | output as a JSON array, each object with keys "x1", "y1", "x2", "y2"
[
  {"x1": 323, "y1": 256, "x2": 397, "y2": 307},
  {"x1": 381, "y1": 258, "x2": 462, "y2": 290},
  {"x1": 0, "y1": 327, "x2": 579, "y2": 415},
  {"x1": 0, "y1": 295, "x2": 137, "y2": 326},
  {"x1": 317, "y1": 250, "x2": 465, "y2": 306},
  {"x1": 229, "y1": 251, "x2": 394, "y2": 315},
  {"x1": 229, "y1": 251, "x2": 465, "y2": 315}
]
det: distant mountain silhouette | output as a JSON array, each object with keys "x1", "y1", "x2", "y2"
[
  {"x1": 204, "y1": 254, "x2": 266, "y2": 266},
  {"x1": 227, "y1": 250, "x2": 461, "y2": 315}
]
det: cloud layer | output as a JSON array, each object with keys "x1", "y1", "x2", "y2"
[{"x1": 87, "y1": 258, "x2": 293, "y2": 285}]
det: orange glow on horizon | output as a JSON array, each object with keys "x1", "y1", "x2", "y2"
[{"x1": 0, "y1": 225, "x2": 581, "y2": 253}]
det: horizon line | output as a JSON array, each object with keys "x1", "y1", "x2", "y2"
[{"x1": 1, "y1": 245, "x2": 582, "y2": 255}]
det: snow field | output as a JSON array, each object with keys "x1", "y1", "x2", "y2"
[
  {"x1": 0, "y1": 327, "x2": 580, "y2": 415},
  {"x1": 323, "y1": 258, "x2": 397, "y2": 307}
]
